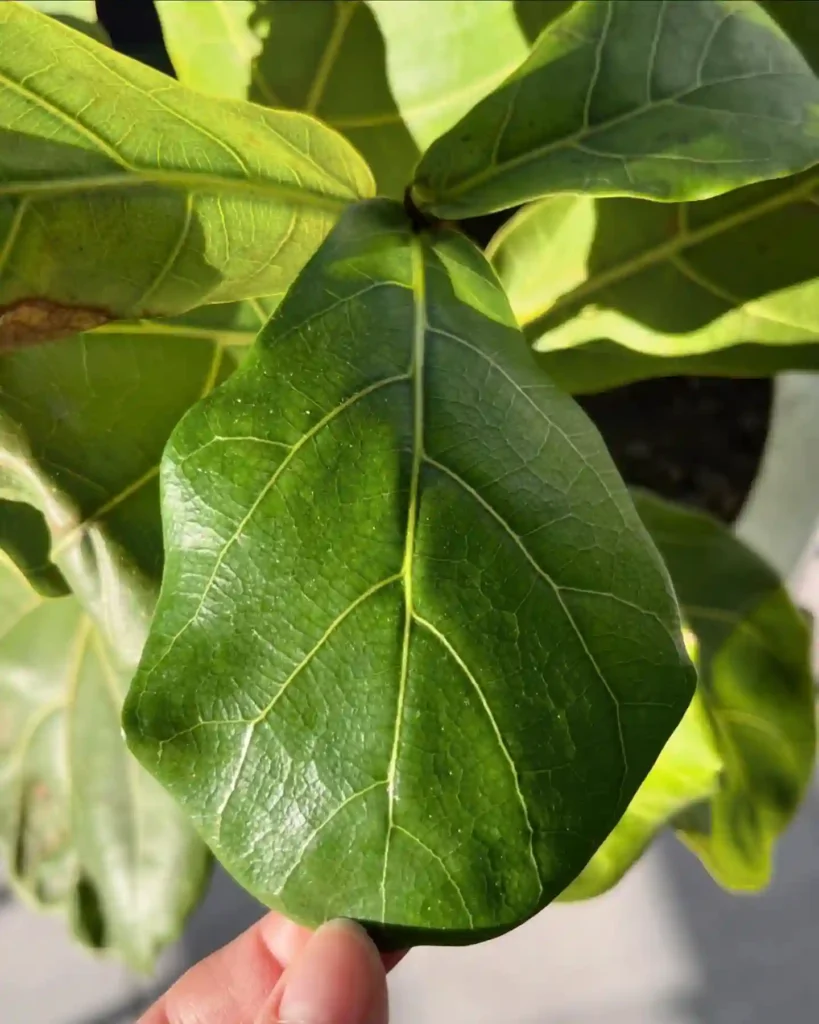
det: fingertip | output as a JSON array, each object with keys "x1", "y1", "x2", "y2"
[
  {"x1": 259, "y1": 918, "x2": 388, "y2": 1024},
  {"x1": 257, "y1": 911, "x2": 314, "y2": 969}
]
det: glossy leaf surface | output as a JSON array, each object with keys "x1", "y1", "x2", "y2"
[
  {"x1": 125, "y1": 200, "x2": 694, "y2": 945},
  {"x1": 413, "y1": 0, "x2": 819, "y2": 217},
  {"x1": 0, "y1": 552, "x2": 209, "y2": 969},
  {"x1": 0, "y1": 3, "x2": 372, "y2": 345}
]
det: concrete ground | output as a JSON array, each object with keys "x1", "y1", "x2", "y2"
[{"x1": 3, "y1": 802, "x2": 819, "y2": 1024}]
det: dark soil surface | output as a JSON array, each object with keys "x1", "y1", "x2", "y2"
[{"x1": 578, "y1": 377, "x2": 773, "y2": 525}]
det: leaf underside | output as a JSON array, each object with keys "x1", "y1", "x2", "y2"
[
  {"x1": 0, "y1": 552, "x2": 209, "y2": 970},
  {"x1": 124, "y1": 200, "x2": 694, "y2": 947},
  {"x1": 0, "y1": 3, "x2": 372, "y2": 345}
]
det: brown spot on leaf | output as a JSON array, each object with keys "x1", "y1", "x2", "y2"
[{"x1": 0, "y1": 299, "x2": 110, "y2": 348}]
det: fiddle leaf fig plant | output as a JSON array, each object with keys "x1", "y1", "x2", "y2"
[{"x1": 0, "y1": 0, "x2": 817, "y2": 969}]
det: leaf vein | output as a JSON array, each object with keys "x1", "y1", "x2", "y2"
[
  {"x1": 413, "y1": 614, "x2": 542, "y2": 900},
  {"x1": 423, "y1": 456, "x2": 628, "y2": 802},
  {"x1": 394, "y1": 824, "x2": 475, "y2": 926},
  {"x1": 275, "y1": 780, "x2": 387, "y2": 896},
  {"x1": 145, "y1": 373, "x2": 408, "y2": 677}
]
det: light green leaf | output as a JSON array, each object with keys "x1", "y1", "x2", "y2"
[
  {"x1": 0, "y1": 309, "x2": 251, "y2": 662},
  {"x1": 412, "y1": 0, "x2": 819, "y2": 218},
  {"x1": 0, "y1": 2, "x2": 373, "y2": 346},
  {"x1": 0, "y1": 552, "x2": 209, "y2": 969},
  {"x1": 155, "y1": 1, "x2": 258, "y2": 101},
  {"x1": 643, "y1": 493, "x2": 814, "y2": 890},
  {"x1": 156, "y1": 0, "x2": 416, "y2": 198},
  {"x1": 487, "y1": 194, "x2": 596, "y2": 326},
  {"x1": 23, "y1": 0, "x2": 109, "y2": 42},
  {"x1": 562, "y1": 492, "x2": 815, "y2": 897},
  {"x1": 367, "y1": 0, "x2": 565, "y2": 149},
  {"x1": 533, "y1": 339, "x2": 819, "y2": 394},
  {"x1": 156, "y1": 1, "x2": 575, "y2": 199},
  {"x1": 490, "y1": 170, "x2": 819, "y2": 392},
  {"x1": 123, "y1": 199, "x2": 694, "y2": 946}
]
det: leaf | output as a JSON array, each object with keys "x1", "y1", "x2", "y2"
[
  {"x1": 490, "y1": 169, "x2": 819, "y2": 392},
  {"x1": 156, "y1": 1, "x2": 577, "y2": 199},
  {"x1": 642, "y1": 492, "x2": 814, "y2": 889},
  {"x1": 0, "y1": 551, "x2": 210, "y2": 969},
  {"x1": 412, "y1": 0, "x2": 819, "y2": 218},
  {"x1": 560, "y1": 674, "x2": 722, "y2": 899},
  {"x1": 487, "y1": 194, "x2": 597, "y2": 326},
  {"x1": 0, "y1": 3, "x2": 373, "y2": 346},
  {"x1": 562, "y1": 492, "x2": 815, "y2": 898},
  {"x1": 761, "y1": 0, "x2": 819, "y2": 74},
  {"x1": 366, "y1": 0, "x2": 565, "y2": 148},
  {"x1": 532, "y1": 339, "x2": 819, "y2": 394},
  {"x1": 155, "y1": 0, "x2": 258, "y2": 101},
  {"x1": 23, "y1": 1, "x2": 109, "y2": 43},
  {"x1": 0, "y1": 308, "x2": 249, "y2": 662},
  {"x1": 0, "y1": 501, "x2": 68, "y2": 597},
  {"x1": 123, "y1": 199, "x2": 694, "y2": 946},
  {"x1": 156, "y1": 0, "x2": 417, "y2": 199}
]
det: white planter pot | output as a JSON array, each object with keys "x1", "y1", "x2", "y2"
[{"x1": 736, "y1": 373, "x2": 819, "y2": 592}]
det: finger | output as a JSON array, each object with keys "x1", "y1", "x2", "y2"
[
  {"x1": 138, "y1": 911, "x2": 313, "y2": 1024},
  {"x1": 257, "y1": 919, "x2": 388, "y2": 1024}
]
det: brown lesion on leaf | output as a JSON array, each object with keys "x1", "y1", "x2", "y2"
[{"x1": 0, "y1": 299, "x2": 111, "y2": 349}]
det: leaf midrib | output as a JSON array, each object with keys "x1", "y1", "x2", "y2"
[
  {"x1": 0, "y1": 170, "x2": 350, "y2": 212},
  {"x1": 523, "y1": 171, "x2": 818, "y2": 341},
  {"x1": 0, "y1": 18, "x2": 360, "y2": 212},
  {"x1": 380, "y1": 235, "x2": 425, "y2": 921},
  {"x1": 424, "y1": 63, "x2": 815, "y2": 205}
]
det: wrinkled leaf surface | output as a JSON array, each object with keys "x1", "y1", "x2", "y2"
[{"x1": 125, "y1": 200, "x2": 694, "y2": 945}]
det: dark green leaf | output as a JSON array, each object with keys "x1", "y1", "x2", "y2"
[
  {"x1": 124, "y1": 199, "x2": 694, "y2": 945},
  {"x1": 0, "y1": 501, "x2": 68, "y2": 596},
  {"x1": 412, "y1": 0, "x2": 819, "y2": 218},
  {"x1": 761, "y1": 0, "x2": 819, "y2": 73},
  {"x1": 0, "y1": 551, "x2": 209, "y2": 969},
  {"x1": 0, "y1": 3, "x2": 373, "y2": 346},
  {"x1": 560, "y1": 674, "x2": 721, "y2": 899}
]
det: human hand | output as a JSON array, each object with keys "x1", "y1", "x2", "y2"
[{"x1": 139, "y1": 912, "x2": 403, "y2": 1024}]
